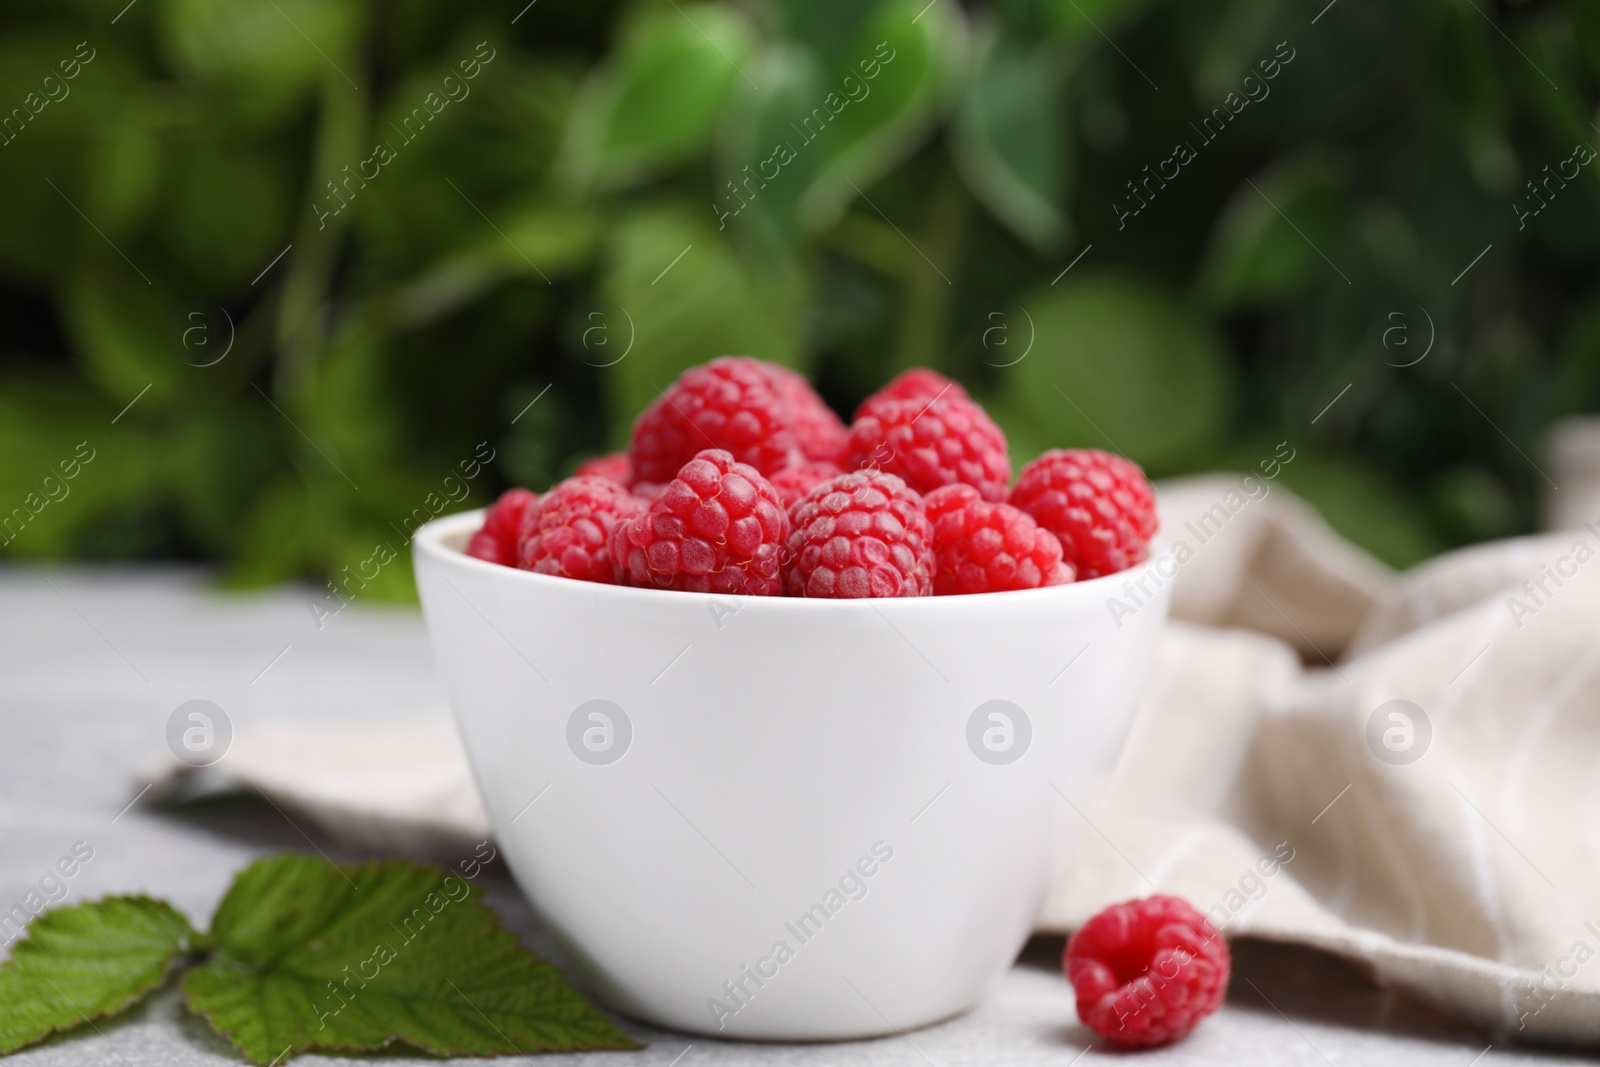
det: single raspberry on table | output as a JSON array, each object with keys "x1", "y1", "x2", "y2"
[
  {"x1": 465, "y1": 488, "x2": 538, "y2": 567},
  {"x1": 765, "y1": 363, "x2": 848, "y2": 463},
  {"x1": 767, "y1": 458, "x2": 844, "y2": 509},
  {"x1": 922, "y1": 484, "x2": 1074, "y2": 595},
  {"x1": 1064, "y1": 895, "x2": 1230, "y2": 1048},
  {"x1": 843, "y1": 394, "x2": 1011, "y2": 502},
  {"x1": 1008, "y1": 449, "x2": 1156, "y2": 580},
  {"x1": 516, "y1": 476, "x2": 640, "y2": 584},
  {"x1": 783, "y1": 470, "x2": 934, "y2": 598},
  {"x1": 629, "y1": 357, "x2": 797, "y2": 484},
  {"x1": 611, "y1": 449, "x2": 789, "y2": 595},
  {"x1": 854, "y1": 367, "x2": 969, "y2": 418},
  {"x1": 575, "y1": 451, "x2": 631, "y2": 485}
]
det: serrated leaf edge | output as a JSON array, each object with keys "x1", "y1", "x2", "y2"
[
  {"x1": 179, "y1": 857, "x2": 641, "y2": 1066},
  {"x1": 0, "y1": 894, "x2": 196, "y2": 1056}
]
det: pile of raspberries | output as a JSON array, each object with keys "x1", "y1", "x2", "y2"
[{"x1": 467, "y1": 357, "x2": 1157, "y2": 597}]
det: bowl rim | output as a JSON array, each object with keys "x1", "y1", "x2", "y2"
[{"x1": 413, "y1": 507, "x2": 1167, "y2": 614}]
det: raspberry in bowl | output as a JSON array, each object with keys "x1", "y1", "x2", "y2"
[{"x1": 411, "y1": 360, "x2": 1168, "y2": 1041}]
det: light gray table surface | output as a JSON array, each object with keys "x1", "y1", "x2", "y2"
[{"x1": 1, "y1": 566, "x2": 1589, "y2": 1067}]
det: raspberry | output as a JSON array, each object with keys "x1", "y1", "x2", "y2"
[
  {"x1": 611, "y1": 449, "x2": 789, "y2": 595},
  {"x1": 1008, "y1": 449, "x2": 1157, "y2": 579},
  {"x1": 765, "y1": 364, "x2": 847, "y2": 462},
  {"x1": 923, "y1": 484, "x2": 1074, "y2": 595},
  {"x1": 1064, "y1": 895, "x2": 1230, "y2": 1048},
  {"x1": 844, "y1": 395, "x2": 1011, "y2": 502},
  {"x1": 516, "y1": 476, "x2": 640, "y2": 583},
  {"x1": 767, "y1": 458, "x2": 844, "y2": 509},
  {"x1": 465, "y1": 488, "x2": 538, "y2": 567},
  {"x1": 630, "y1": 481, "x2": 667, "y2": 506},
  {"x1": 783, "y1": 471, "x2": 934, "y2": 598},
  {"x1": 854, "y1": 367, "x2": 968, "y2": 418},
  {"x1": 629, "y1": 357, "x2": 797, "y2": 484},
  {"x1": 575, "y1": 451, "x2": 631, "y2": 485}
]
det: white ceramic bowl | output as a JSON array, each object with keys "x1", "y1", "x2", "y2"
[{"x1": 413, "y1": 509, "x2": 1168, "y2": 1041}]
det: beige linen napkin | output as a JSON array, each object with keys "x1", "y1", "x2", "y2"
[
  {"x1": 143, "y1": 425, "x2": 1600, "y2": 1044},
  {"x1": 1044, "y1": 474, "x2": 1600, "y2": 1044}
]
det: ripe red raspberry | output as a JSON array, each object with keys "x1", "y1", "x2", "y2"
[
  {"x1": 465, "y1": 488, "x2": 538, "y2": 567},
  {"x1": 1064, "y1": 895, "x2": 1230, "y2": 1048},
  {"x1": 923, "y1": 484, "x2": 1074, "y2": 595},
  {"x1": 854, "y1": 367, "x2": 968, "y2": 418},
  {"x1": 629, "y1": 357, "x2": 797, "y2": 484},
  {"x1": 1009, "y1": 449, "x2": 1157, "y2": 579},
  {"x1": 783, "y1": 471, "x2": 934, "y2": 598},
  {"x1": 516, "y1": 476, "x2": 639, "y2": 583},
  {"x1": 844, "y1": 395, "x2": 1011, "y2": 502},
  {"x1": 630, "y1": 481, "x2": 667, "y2": 506},
  {"x1": 765, "y1": 364, "x2": 847, "y2": 463},
  {"x1": 611, "y1": 449, "x2": 788, "y2": 595},
  {"x1": 767, "y1": 458, "x2": 844, "y2": 509},
  {"x1": 575, "y1": 451, "x2": 631, "y2": 485}
]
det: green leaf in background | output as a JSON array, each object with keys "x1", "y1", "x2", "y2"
[
  {"x1": 181, "y1": 855, "x2": 637, "y2": 1065},
  {"x1": 83, "y1": 106, "x2": 165, "y2": 240},
  {"x1": 561, "y1": 4, "x2": 753, "y2": 191},
  {"x1": 600, "y1": 206, "x2": 804, "y2": 436},
  {"x1": 1198, "y1": 155, "x2": 1349, "y2": 309},
  {"x1": 59, "y1": 269, "x2": 194, "y2": 410},
  {"x1": 159, "y1": 140, "x2": 292, "y2": 292},
  {"x1": 389, "y1": 200, "x2": 600, "y2": 327},
  {"x1": 984, "y1": 395, "x2": 1054, "y2": 474},
  {"x1": 0, "y1": 0, "x2": 1595, "y2": 578},
  {"x1": 718, "y1": 0, "x2": 967, "y2": 243},
  {"x1": 765, "y1": 0, "x2": 880, "y2": 59},
  {"x1": 456, "y1": 198, "x2": 600, "y2": 281},
  {"x1": 1192, "y1": 0, "x2": 1283, "y2": 103},
  {"x1": 1274, "y1": 452, "x2": 1443, "y2": 569},
  {"x1": 354, "y1": 49, "x2": 576, "y2": 270},
  {"x1": 225, "y1": 476, "x2": 332, "y2": 589},
  {"x1": 1573, "y1": 2, "x2": 1600, "y2": 85},
  {"x1": 165, "y1": 405, "x2": 288, "y2": 558},
  {"x1": 1043, "y1": 0, "x2": 1150, "y2": 51},
  {"x1": 1002, "y1": 274, "x2": 1233, "y2": 472},
  {"x1": 1430, "y1": 463, "x2": 1515, "y2": 544},
  {"x1": 0, "y1": 897, "x2": 195, "y2": 1055},
  {"x1": 714, "y1": 44, "x2": 825, "y2": 246},
  {"x1": 156, "y1": 0, "x2": 363, "y2": 126},
  {"x1": 290, "y1": 315, "x2": 401, "y2": 478},
  {"x1": 1553, "y1": 290, "x2": 1600, "y2": 416},
  {"x1": 1352, "y1": 202, "x2": 1425, "y2": 296},
  {"x1": 798, "y1": 0, "x2": 967, "y2": 231},
  {"x1": 0, "y1": 33, "x2": 142, "y2": 283},
  {"x1": 950, "y1": 25, "x2": 1069, "y2": 250},
  {"x1": 0, "y1": 376, "x2": 159, "y2": 560}
]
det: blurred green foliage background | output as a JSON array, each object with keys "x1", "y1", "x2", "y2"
[{"x1": 2, "y1": 0, "x2": 1598, "y2": 598}]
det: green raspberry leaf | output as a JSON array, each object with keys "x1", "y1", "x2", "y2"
[
  {"x1": 181, "y1": 854, "x2": 639, "y2": 1065},
  {"x1": 0, "y1": 896, "x2": 196, "y2": 1054}
]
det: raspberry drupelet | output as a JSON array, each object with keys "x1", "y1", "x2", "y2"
[
  {"x1": 628, "y1": 357, "x2": 798, "y2": 484},
  {"x1": 783, "y1": 470, "x2": 934, "y2": 598},
  {"x1": 843, "y1": 394, "x2": 1011, "y2": 503},
  {"x1": 1009, "y1": 448, "x2": 1157, "y2": 579},
  {"x1": 767, "y1": 458, "x2": 844, "y2": 509},
  {"x1": 923, "y1": 483, "x2": 1074, "y2": 594},
  {"x1": 765, "y1": 363, "x2": 848, "y2": 463},
  {"x1": 611, "y1": 449, "x2": 789, "y2": 595},
  {"x1": 516, "y1": 476, "x2": 639, "y2": 584},
  {"x1": 854, "y1": 367, "x2": 970, "y2": 417},
  {"x1": 574, "y1": 451, "x2": 631, "y2": 485},
  {"x1": 465, "y1": 488, "x2": 538, "y2": 567}
]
